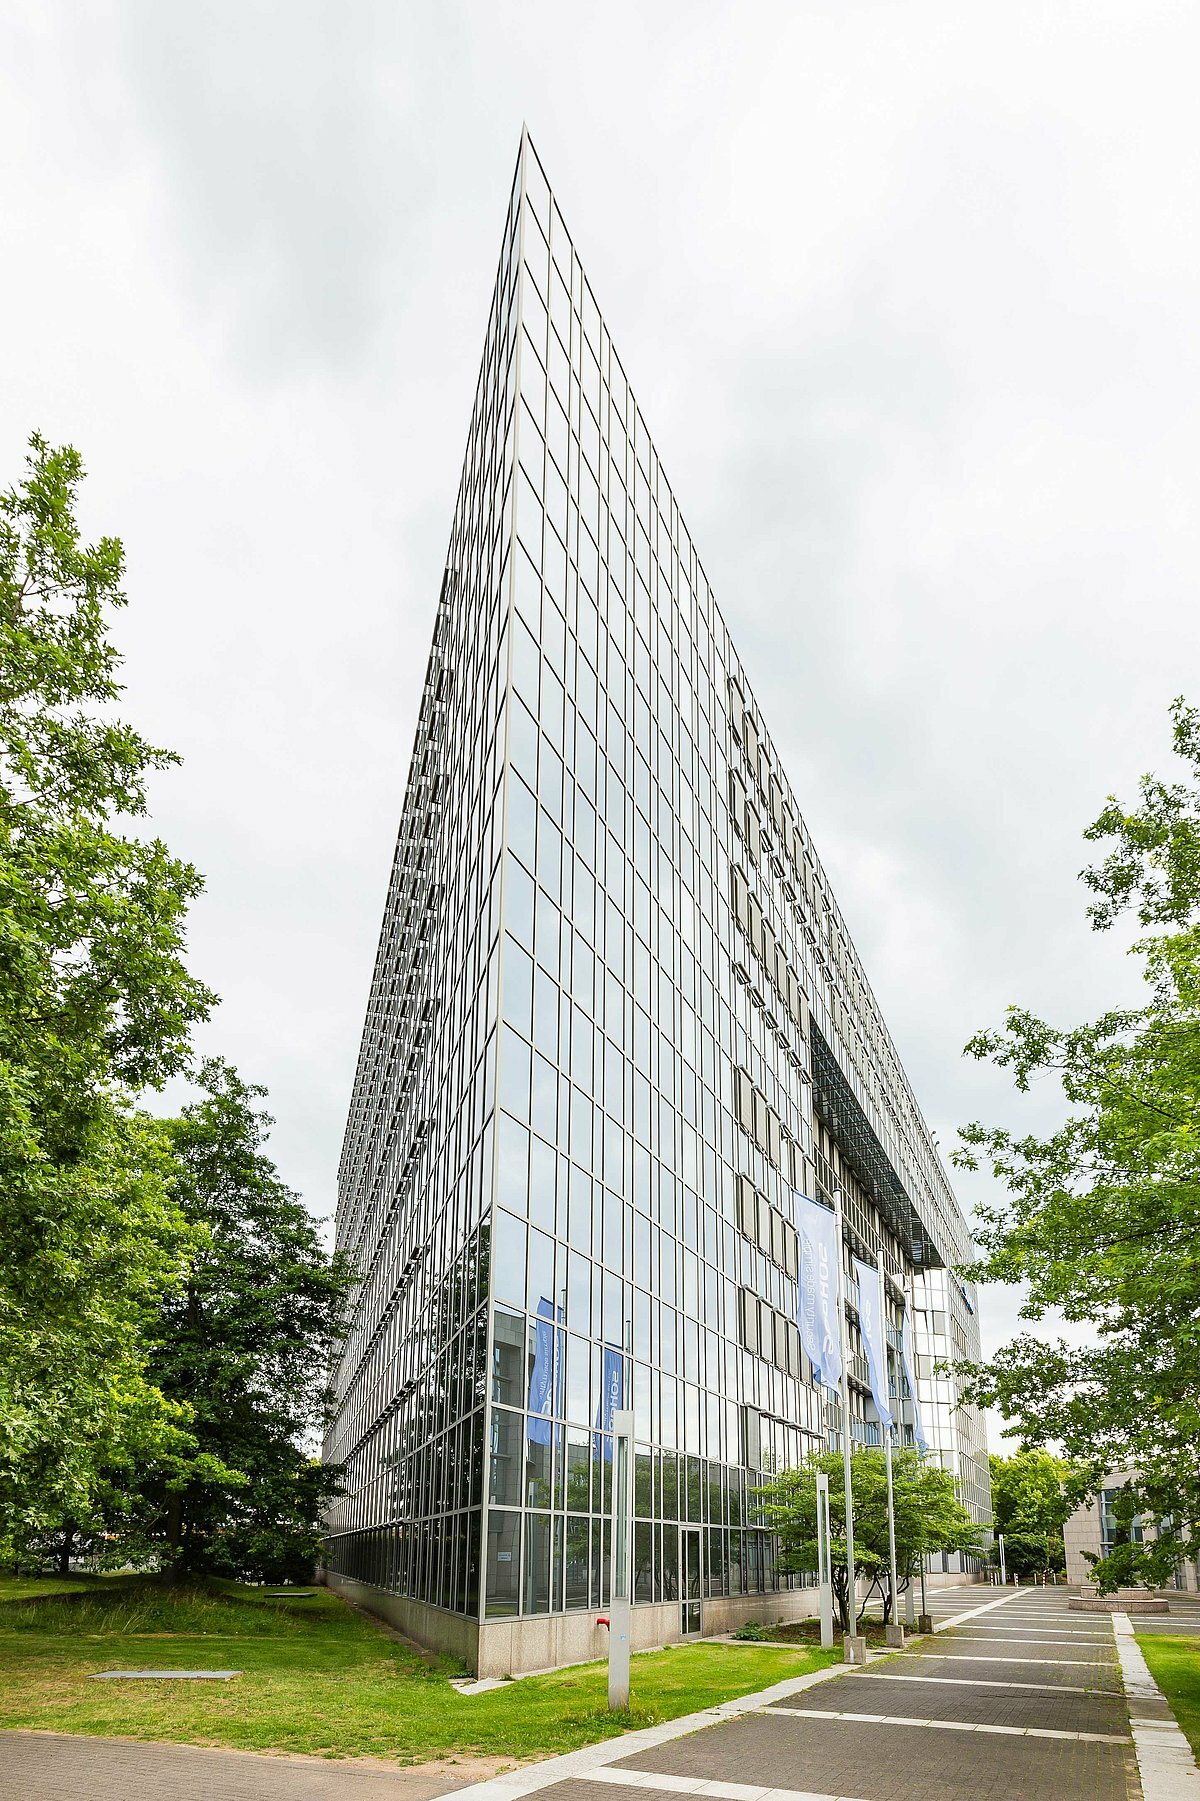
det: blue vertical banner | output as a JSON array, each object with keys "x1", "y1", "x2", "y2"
[
  {"x1": 527, "y1": 1296, "x2": 563, "y2": 1446},
  {"x1": 899, "y1": 1304, "x2": 929, "y2": 1453},
  {"x1": 795, "y1": 1192, "x2": 843, "y2": 1392},
  {"x1": 852, "y1": 1257, "x2": 895, "y2": 1432},
  {"x1": 593, "y1": 1343, "x2": 625, "y2": 1460}
]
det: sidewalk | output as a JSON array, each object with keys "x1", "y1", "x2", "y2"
[
  {"x1": 457, "y1": 1588, "x2": 1198, "y2": 1801},
  {"x1": 0, "y1": 1737, "x2": 502, "y2": 1801}
]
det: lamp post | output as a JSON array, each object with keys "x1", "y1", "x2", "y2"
[
  {"x1": 608, "y1": 1408, "x2": 634, "y2": 1709},
  {"x1": 816, "y1": 1472, "x2": 834, "y2": 1650}
]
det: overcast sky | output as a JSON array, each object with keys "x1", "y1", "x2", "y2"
[{"x1": 4, "y1": 3, "x2": 1197, "y2": 1448}]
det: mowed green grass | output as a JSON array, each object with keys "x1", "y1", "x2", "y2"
[
  {"x1": 0, "y1": 1576, "x2": 837, "y2": 1762},
  {"x1": 1137, "y1": 1634, "x2": 1200, "y2": 1761}
]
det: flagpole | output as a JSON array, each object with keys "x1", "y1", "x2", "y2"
[
  {"x1": 879, "y1": 1252, "x2": 900, "y2": 1637},
  {"x1": 831, "y1": 1186, "x2": 859, "y2": 1655}
]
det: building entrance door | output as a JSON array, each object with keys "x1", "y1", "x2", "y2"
[{"x1": 681, "y1": 1527, "x2": 702, "y2": 1636}]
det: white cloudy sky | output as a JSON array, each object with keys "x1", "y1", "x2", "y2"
[{"x1": 4, "y1": 3, "x2": 1197, "y2": 1447}]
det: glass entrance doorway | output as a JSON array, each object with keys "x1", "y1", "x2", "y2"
[{"x1": 681, "y1": 1528, "x2": 702, "y2": 1636}]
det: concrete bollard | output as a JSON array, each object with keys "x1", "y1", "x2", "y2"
[
  {"x1": 843, "y1": 1634, "x2": 868, "y2": 1665},
  {"x1": 918, "y1": 1613, "x2": 934, "y2": 1634},
  {"x1": 885, "y1": 1623, "x2": 906, "y2": 1648}
]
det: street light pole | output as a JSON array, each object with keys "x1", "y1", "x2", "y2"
[
  {"x1": 816, "y1": 1472, "x2": 834, "y2": 1650},
  {"x1": 608, "y1": 1408, "x2": 634, "y2": 1710}
]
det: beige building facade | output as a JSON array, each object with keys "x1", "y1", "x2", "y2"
[{"x1": 1063, "y1": 1470, "x2": 1199, "y2": 1591}]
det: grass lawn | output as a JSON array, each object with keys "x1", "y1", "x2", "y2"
[
  {"x1": 0, "y1": 1575, "x2": 838, "y2": 1763},
  {"x1": 1137, "y1": 1634, "x2": 1200, "y2": 1761},
  {"x1": 738, "y1": 1617, "x2": 899, "y2": 1649}
]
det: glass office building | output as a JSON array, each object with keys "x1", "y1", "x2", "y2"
[{"x1": 323, "y1": 133, "x2": 990, "y2": 1674}]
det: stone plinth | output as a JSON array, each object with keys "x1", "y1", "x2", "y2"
[{"x1": 1069, "y1": 1594, "x2": 1169, "y2": 1613}]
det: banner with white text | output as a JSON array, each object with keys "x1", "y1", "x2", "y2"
[
  {"x1": 796, "y1": 1192, "x2": 843, "y2": 1392},
  {"x1": 853, "y1": 1256, "x2": 895, "y2": 1433}
]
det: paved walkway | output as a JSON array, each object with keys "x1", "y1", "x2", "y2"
[
  {"x1": 0, "y1": 1737, "x2": 501, "y2": 1801},
  {"x1": 459, "y1": 1588, "x2": 1200, "y2": 1801}
]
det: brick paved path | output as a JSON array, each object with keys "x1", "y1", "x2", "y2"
[{"x1": 525, "y1": 1589, "x2": 1145, "y2": 1801}]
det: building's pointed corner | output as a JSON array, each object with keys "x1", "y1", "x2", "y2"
[{"x1": 514, "y1": 122, "x2": 535, "y2": 210}]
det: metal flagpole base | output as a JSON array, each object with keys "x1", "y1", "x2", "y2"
[
  {"x1": 607, "y1": 1595, "x2": 631, "y2": 1709},
  {"x1": 842, "y1": 1634, "x2": 867, "y2": 1665}
]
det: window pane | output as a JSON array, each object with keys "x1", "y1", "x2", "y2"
[
  {"x1": 523, "y1": 1511, "x2": 552, "y2": 1612},
  {"x1": 485, "y1": 1508, "x2": 521, "y2": 1617},
  {"x1": 492, "y1": 1209, "x2": 527, "y2": 1308},
  {"x1": 495, "y1": 1114, "x2": 529, "y2": 1215},
  {"x1": 498, "y1": 1027, "x2": 532, "y2": 1124},
  {"x1": 489, "y1": 1410, "x2": 522, "y2": 1507}
]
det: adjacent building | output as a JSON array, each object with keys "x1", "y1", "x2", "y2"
[
  {"x1": 323, "y1": 133, "x2": 990, "y2": 1675},
  {"x1": 1064, "y1": 1472, "x2": 1199, "y2": 1591}
]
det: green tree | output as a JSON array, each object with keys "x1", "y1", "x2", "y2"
[
  {"x1": 955, "y1": 698, "x2": 1200, "y2": 1568},
  {"x1": 989, "y1": 1450, "x2": 1078, "y2": 1577},
  {"x1": 755, "y1": 1448, "x2": 982, "y2": 1630},
  {"x1": 124, "y1": 1062, "x2": 355, "y2": 1581},
  {"x1": 0, "y1": 436, "x2": 214, "y2": 1548},
  {"x1": 1087, "y1": 1471, "x2": 1197, "y2": 1595}
]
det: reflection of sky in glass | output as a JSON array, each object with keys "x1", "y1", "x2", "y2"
[{"x1": 323, "y1": 132, "x2": 990, "y2": 1641}]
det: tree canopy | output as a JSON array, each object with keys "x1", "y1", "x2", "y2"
[
  {"x1": 143, "y1": 1061, "x2": 355, "y2": 1580},
  {"x1": 956, "y1": 698, "x2": 1200, "y2": 1569},
  {"x1": 0, "y1": 436, "x2": 353, "y2": 1581},
  {"x1": 988, "y1": 1450, "x2": 1078, "y2": 1577},
  {"x1": 755, "y1": 1448, "x2": 982, "y2": 1630},
  {"x1": 0, "y1": 436, "x2": 213, "y2": 1545}
]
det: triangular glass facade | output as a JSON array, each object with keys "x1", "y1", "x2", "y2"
[{"x1": 324, "y1": 134, "x2": 990, "y2": 1673}]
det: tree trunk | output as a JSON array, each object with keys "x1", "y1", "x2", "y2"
[
  {"x1": 58, "y1": 1520, "x2": 75, "y2": 1576},
  {"x1": 164, "y1": 1491, "x2": 186, "y2": 1583},
  {"x1": 832, "y1": 1566, "x2": 851, "y2": 1632}
]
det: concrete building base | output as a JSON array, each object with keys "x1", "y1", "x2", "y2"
[
  {"x1": 325, "y1": 1569, "x2": 986, "y2": 1676},
  {"x1": 324, "y1": 1576, "x2": 481, "y2": 1666}
]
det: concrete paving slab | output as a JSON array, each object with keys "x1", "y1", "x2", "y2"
[
  {"x1": 1113, "y1": 1610, "x2": 1200, "y2": 1797},
  {"x1": 91, "y1": 1668, "x2": 242, "y2": 1679},
  {"x1": 608, "y1": 1710, "x2": 1139, "y2": 1801},
  {"x1": 532, "y1": 1782, "x2": 851, "y2": 1801},
  {"x1": 775, "y1": 1671, "x2": 1130, "y2": 1733},
  {"x1": 932, "y1": 1634, "x2": 1119, "y2": 1659},
  {"x1": 891, "y1": 1652, "x2": 1124, "y2": 1691}
]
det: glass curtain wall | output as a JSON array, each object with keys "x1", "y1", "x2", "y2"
[
  {"x1": 322, "y1": 159, "x2": 523, "y2": 1619},
  {"x1": 325, "y1": 132, "x2": 990, "y2": 1643}
]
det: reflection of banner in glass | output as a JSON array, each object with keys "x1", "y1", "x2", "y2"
[
  {"x1": 593, "y1": 1343, "x2": 625, "y2": 1460},
  {"x1": 796, "y1": 1193, "x2": 843, "y2": 1391},
  {"x1": 899, "y1": 1304, "x2": 928, "y2": 1452},
  {"x1": 527, "y1": 1296, "x2": 563, "y2": 1446},
  {"x1": 852, "y1": 1256, "x2": 894, "y2": 1431}
]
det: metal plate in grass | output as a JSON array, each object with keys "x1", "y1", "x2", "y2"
[
  {"x1": 263, "y1": 1590, "x2": 316, "y2": 1597},
  {"x1": 92, "y1": 1669, "x2": 242, "y2": 1680}
]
